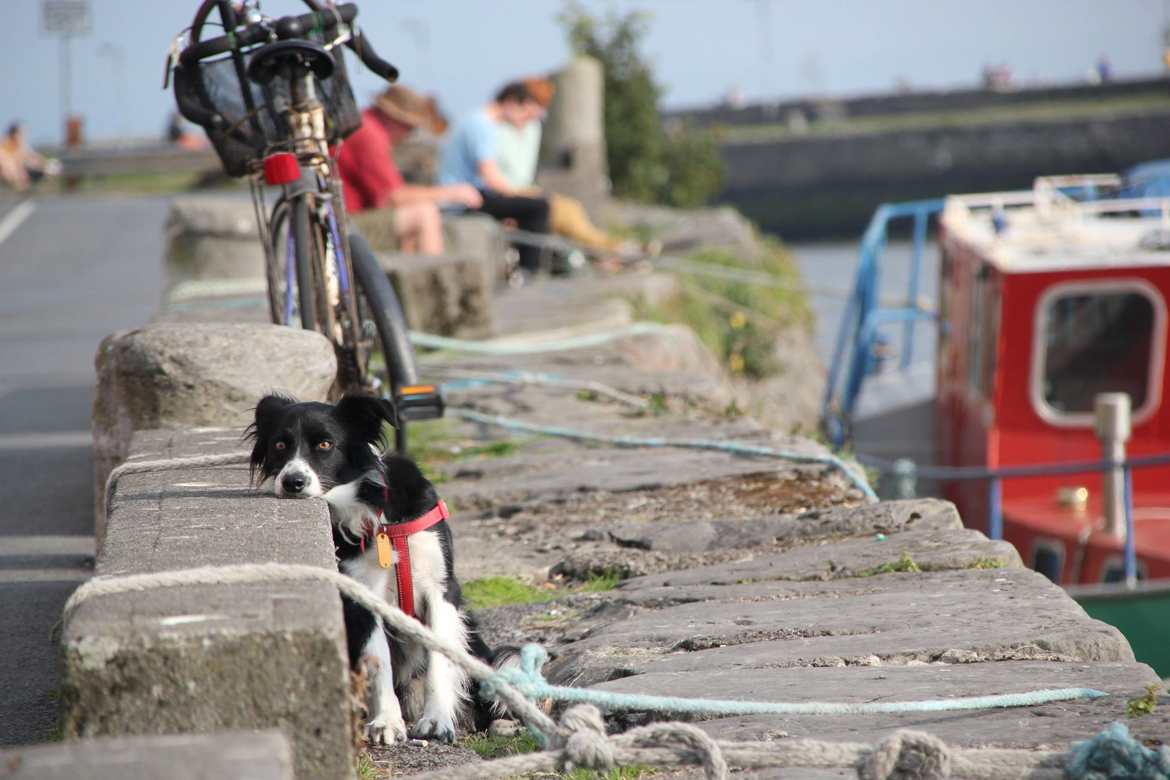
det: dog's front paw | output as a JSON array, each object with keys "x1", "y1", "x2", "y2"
[
  {"x1": 366, "y1": 713, "x2": 408, "y2": 746},
  {"x1": 410, "y1": 714, "x2": 457, "y2": 744}
]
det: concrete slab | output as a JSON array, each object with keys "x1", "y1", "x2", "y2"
[
  {"x1": 549, "y1": 566, "x2": 1132, "y2": 686},
  {"x1": 0, "y1": 730, "x2": 293, "y2": 779},
  {"x1": 603, "y1": 659, "x2": 1160, "y2": 748},
  {"x1": 62, "y1": 429, "x2": 353, "y2": 780}
]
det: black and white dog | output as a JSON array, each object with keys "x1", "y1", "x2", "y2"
[{"x1": 247, "y1": 393, "x2": 490, "y2": 744}]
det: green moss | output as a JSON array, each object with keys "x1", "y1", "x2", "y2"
[
  {"x1": 463, "y1": 577, "x2": 556, "y2": 610},
  {"x1": 579, "y1": 571, "x2": 622, "y2": 593},
  {"x1": 402, "y1": 420, "x2": 519, "y2": 484},
  {"x1": 461, "y1": 730, "x2": 541, "y2": 759},
  {"x1": 857, "y1": 551, "x2": 921, "y2": 577},
  {"x1": 1126, "y1": 683, "x2": 1161, "y2": 718},
  {"x1": 966, "y1": 557, "x2": 1007, "y2": 570},
  {"x1": 633, "y1": 242, "x2": 811, "y2": 379},
  {"x1": 464, "y1": 572, "x2": 622, "y2": 611}
]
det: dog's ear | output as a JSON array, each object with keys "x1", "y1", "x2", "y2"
[
  {"x1": 336, "y1": 394, "x2": 398, "y2": 446},
  {"x1": 245, "y1": 394, "x2": 295, "y2": 477}
]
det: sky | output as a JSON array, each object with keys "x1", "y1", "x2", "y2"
[{"x1": 1, "y1": 0, "x2": 1166, "y2": 145}]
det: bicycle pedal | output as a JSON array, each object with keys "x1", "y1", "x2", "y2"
[{"x1": 395, "y1": 384, "x2": 445, "y2": 422}]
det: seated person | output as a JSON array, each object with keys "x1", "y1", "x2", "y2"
[
  {"x1": 337, "y1": 86, "x2": 481, "y2": 255},
  {"x1": 498, "y1": 77, "x2": 653, "y2": 264},
  {"x1": 1, "y1": 122, "x2": 58, "y2": 191},
  {"x1": 437, "y1": 83, "x2": 551, "y2": 274}
]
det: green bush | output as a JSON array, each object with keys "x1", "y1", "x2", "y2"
[{"x1": 559, "y1": 3, "x2": 723, "y2": 208}]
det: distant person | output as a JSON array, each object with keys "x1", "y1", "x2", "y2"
[
  {"x1": 437, "y1": 82, "x2": 551, "y2": 275},
  {"x1": 0, "y1": 122, "x2": 58, "y2": 191},
  {"x1": 1095, "y1": 54, "x2": 1113, "y2": 83},
  {"x1": 337, "y1": 86, "x2": 482, "y2": 256},
  {"x1": 165, "y1": 112, "x2": 207, "y2": 151},
  {"x1": 495, "y1": 77, "x2": 654, "y2": 266}
]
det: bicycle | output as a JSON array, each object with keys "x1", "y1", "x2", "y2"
[{"x1": 169, "y1": 0, "x2": 444, "y2": 452}]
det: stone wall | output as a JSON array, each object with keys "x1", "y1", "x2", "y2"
[{"x1": 719, "y1": 110, "x2": 1170, "y2": 238}]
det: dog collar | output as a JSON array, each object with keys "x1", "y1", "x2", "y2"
[{"x1": 367, "y1": 500, "x2": 449, "y2": 620}]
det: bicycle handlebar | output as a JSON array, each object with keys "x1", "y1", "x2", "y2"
[{"x1": 179, "y1": 2, "x2": 397, "y2": 83}]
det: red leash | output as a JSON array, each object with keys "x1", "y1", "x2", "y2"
[{"x1": 367, "y1": 499, "x2": 449, "y2": 619}]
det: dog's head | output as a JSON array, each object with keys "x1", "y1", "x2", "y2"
[{"x1": 246, "y1": 393, "x2": 397, "y2": 498}]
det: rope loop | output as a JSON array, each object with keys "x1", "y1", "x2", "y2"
[
  {"x1": 557, "y1": 705, "x2": 614, "y2": 773},
  {"x1": 627, "y1": 721, "x2": 729, "y2": 780},
  {"x1": 860, "y1": 730, "x2": 952, "y2": 780}
]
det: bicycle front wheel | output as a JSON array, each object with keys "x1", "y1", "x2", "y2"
[{"x1": 349, "y1": 231, "x2": 447, "y2": 453}]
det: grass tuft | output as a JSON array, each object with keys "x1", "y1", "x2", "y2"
[
  {"x1": 461, "y1": 731, "x2": 541, "y2": 759},
  {"x1": 857, "y1": 551, "x2": 921, "y2": 577},
  {"x1": 1126, "y1": 683, "x2": 1162, "y2": 718},
  {"x1": 463, "y1": 577, "x2": 555, "y2": 611}
]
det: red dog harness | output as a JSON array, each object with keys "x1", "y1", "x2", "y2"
[{"x1": 363, "y1": 499, "x2": 449, "y2": 619}]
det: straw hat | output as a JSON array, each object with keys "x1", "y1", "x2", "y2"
[{"x1": 374, "y1": 85, "x2": 444, "y2": 133}]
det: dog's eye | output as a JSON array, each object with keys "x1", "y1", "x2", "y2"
[
  {"x1": 316, "y1": 441, "x2": 333, "y2": 451},
  {"x1": 273, "y1": 441, "x2": 287, "y2": 451}
]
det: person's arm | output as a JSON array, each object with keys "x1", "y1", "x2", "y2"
[
  {"x1": 387, "y1": 182, "x2": 482, "y2": 209},
  {"x1": 476, "y1": 159, "x2": 517, "y2": 195}
]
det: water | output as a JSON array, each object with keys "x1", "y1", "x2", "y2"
[{"x1": 790, "y1": 239, "x2": 940, "y2": 467}]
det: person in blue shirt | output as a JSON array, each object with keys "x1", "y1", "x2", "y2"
[{"x1": 439, "y1": 83, "x2": 551, "y2": 276}]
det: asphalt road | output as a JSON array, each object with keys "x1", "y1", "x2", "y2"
[{"x1": 0, "y1": 193, "x2": 166, "y2": 745}]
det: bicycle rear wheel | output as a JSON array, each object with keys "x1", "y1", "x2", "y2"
[{"x1": 348, "y1": 231, "x2": 443, "y2": 453}]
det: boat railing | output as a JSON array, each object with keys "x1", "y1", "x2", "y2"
[
  {"x1": 821, "y1": 198, "x2": 944, "y2": 447},
  {"x1": 858, "y1": 450, "x2": 1170, "y2": 588}
]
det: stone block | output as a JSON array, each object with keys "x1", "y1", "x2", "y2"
[
  {"x1": 538, "y1": 57, "x2": 609, "y2": 217},
  {"x1": 442, "y1": 213, "x2": 512, "y2": 283},
  {"x1": 0, "y1": 730, "x2": 293, "y2": 780},
  {"x1": 62, "y1": 429, "x2": 352, "y2": 780},
  {"x1": 92, "y1": 323, "x2": 336, "y2": 539},
  {"x1": 165, "y1": 196, "x2": 264, "y2": 291},
  {"x1": 378, "y1": 252, "x2": 495, "y2": 338}
]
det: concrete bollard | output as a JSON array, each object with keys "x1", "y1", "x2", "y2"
[
  {"x1": 538, "y1": 56, "x2": 609, "y2": 217},
  {"x1": 164, "y1": 196, "x2": 265, "y2": 292},
  {"x1": 91, "y1": 323, "x2": 337, "y2": 544},
  {"x1": 1093, "y1": 392, "x2": 1131, "y2": 540}
]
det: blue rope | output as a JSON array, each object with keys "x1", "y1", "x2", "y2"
[
  {"x1": 449, "y1": 407, "x2": 878, "y2": 502},
  {"x1": 485, "y1": 644, "x2": 1106, "y2": 717},
  {"x1": 411, "y1": 323, "x2": 676, "y2": 355},
  {"x1": 1066, "y1": 721, "x2": 1170, "y2": 779}
]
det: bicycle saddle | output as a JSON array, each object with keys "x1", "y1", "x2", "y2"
[{"x1": 246, "y1": 39, "x2": 335, "y2": 85}]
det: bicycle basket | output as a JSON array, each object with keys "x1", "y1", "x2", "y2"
[{"x1": 173, "y1": 39, "x2": 361, "y2": 177}]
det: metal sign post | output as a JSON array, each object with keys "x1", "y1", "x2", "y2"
[{"x1": 41, "y1": 0, "x2": 92, "y2": 142}]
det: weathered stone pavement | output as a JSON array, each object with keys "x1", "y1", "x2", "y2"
[{"x1": 61, "y1": 200, "x2": 1165, "y2": 780}]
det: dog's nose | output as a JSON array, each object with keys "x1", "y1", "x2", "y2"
[{"x1": 282, "y1": 474, "x2": 307, "y2": 494}]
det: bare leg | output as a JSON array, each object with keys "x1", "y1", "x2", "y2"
[{"x1": 392, "y1": 202, "x2": 444, "y2": 256}]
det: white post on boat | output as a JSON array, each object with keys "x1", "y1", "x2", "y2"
[{"x1": 1093, "y1": 393, "x2": 1131, "y2": 541}]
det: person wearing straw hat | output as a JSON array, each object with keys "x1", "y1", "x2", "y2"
[{"x1": 337, "y1": 85, "x2": 482, "y2": 255}]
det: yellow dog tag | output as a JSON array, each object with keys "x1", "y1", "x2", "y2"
[{"x1": 375, "y1": 530, "x2": 392, "y2": 569}]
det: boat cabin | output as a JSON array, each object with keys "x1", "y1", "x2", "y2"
[{"x1": 936, "y1": 175, "x2": 1170, "y2": 586}]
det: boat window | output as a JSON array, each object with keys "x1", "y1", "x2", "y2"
[
  {"x1": 1037, "y1": 286, "x2": 1160, "y2": 419},
  {"x1": 1101, "y1": 558, "x2": 1147, "y2": 584},
  {"x1": 1031, "y1": 542, "x2": 1064, "y2": 583}
]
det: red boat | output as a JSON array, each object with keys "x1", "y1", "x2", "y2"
[{"x1": 935, "y1": 175, "x2": 1170, "y2": 586}]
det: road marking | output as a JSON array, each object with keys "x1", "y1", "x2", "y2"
[
  {"x1": 0, "y1": 536, "x2": 95, "y2": 557},
  {"x1": 0, "y1": 200, "x2": 36, "y2": 246},
  {"x1": 0, "y1": 430, "x2": 91, "y2": 451}
]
